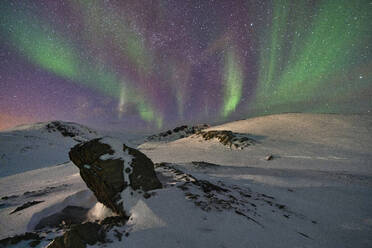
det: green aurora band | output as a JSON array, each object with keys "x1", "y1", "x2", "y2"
[
  {"x1": 222, "y1": 47, "x2": 243, "y2": 117},
  {"x1": 1, "y1": 4, "x2": 162, "y2": 126},
  {"x1": 254, "y1": 0, "x2": 371, "y2": 114}
]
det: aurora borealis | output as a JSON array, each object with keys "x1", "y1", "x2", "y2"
[{"x1": 0, "y1": 0, "x2": 371, "y2": 131}]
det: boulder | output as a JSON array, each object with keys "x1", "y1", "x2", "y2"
[{"x1": 69, "y1": 137, "x2": 162, "y2": 217}]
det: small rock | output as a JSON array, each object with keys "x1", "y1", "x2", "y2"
[{"x1": 265, "y1": 155, "x2": 273, "y2": 161}]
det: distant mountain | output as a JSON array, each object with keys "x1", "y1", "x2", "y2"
[{"x1": 0, "y1": 121, "x2": 101, "y2": 177}]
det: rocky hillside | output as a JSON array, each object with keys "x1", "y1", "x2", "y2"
[
  {"x1": 146, "y1": 124, "x2": 209, "y2": 142},
  {"x1": 193, "y1": 130, "x2": 257, "y2": 149}
]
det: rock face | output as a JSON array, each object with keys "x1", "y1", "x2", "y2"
[{"x1": 69, "y1": 137, "x2": 162, "y2": 216}]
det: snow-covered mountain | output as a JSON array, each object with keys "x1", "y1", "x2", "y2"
[
  {"x1": 0, "y1": 114, "x2": 371, "y2": 248},
  {"x1": 0, "y1": 121, "x2": 101, "y2": 177}
]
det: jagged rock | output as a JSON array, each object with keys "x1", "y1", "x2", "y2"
[
  {"x1": 147, "y1": 124, "x2": 209, "y2": 141},
  {"x1": 45, "y1": 121, "x2": 97, "y2": 138},
  {"x1": 69, "y1": 137, "x2": 162, "y2": 216},
  {"x1": 46, "y1": 216, "x2": 128, "y2": 248},
  {"x1": 10, "y1": 200, "x2": 44, "y2": 214},
  {"x1": 195, "y1": 130, "x2": 256, "y2": 149}
]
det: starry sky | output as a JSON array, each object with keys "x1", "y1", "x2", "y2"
[{"x1": 0, "y1": 0, "x2": 371, "y2": 132}]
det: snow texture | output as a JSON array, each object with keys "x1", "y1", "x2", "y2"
[{"x1": 0, "y1": 113, "x2": 371, "y2": 248}]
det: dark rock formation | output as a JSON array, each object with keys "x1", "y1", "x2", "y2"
[
  {"x1": 265, "y1": 154, "x2": 274, "y2": 161},
  {"x1": 0, "y1": 232, "x2": 41, "y2": 248},
  {"x1": 45, "y1": 121, "x2": 96, "y2": 138},
  {"x1": 46, "y1": 216, "x2": 127, "y2": 248},
  {"x1": 46, "y1": 222, "x2": 105, "y2": 248},
  {"x1": 147, "y1": 124, "x2": 209, "y2": 141},
  {"x1": 195, "y1": 130, "x2": 256, "y2": 149},
  {"x1": 10, "y1": 200, "x2": 44, "y2": 214},
  {"x1": 69, "y1": 138, "x2": 162, "y2": 216}
]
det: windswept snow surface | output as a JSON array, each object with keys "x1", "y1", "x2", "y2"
[
  {"x1": 137, "y1": 113, "x2": 372, "y2": 248},
  {"x1": 0, "y1": 113, "x2": 371, "y2": 248}
]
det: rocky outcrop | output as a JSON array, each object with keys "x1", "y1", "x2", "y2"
[
  {"x1": 45, "y1": 121, "x2": 97, "y2": 138},
  {"x1": 69, "y1": 137, "x2": 162, "y2": 217},
  {"x1": 0, "y1": 232, "x2": 42, "y2": 248},
  {"x1": 147, "y1": 124, "x2": 209, "y2": 141},
  {"x1": 10, "y1": 200, "x2": 44, "y2": 215},
  {"x1": 194, "y1": 130, "x2": 256, "y2": 149},
  {"x1": 46, "y1": 216, "x2": 127, "y2": 248},
  {"x1": 46, "y1": 222, "x2": 105, "y2": 248}
]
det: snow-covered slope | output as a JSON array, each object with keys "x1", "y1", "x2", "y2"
[
  {"x1": 0, "y1": 121, "x2": 100, "y2": 177},
  {"x1": 0, "y1": 113, "x2": 371, "y2": 248},
  {"x1": 139, "y1": 113, "x2": 372, "y2": 173}
]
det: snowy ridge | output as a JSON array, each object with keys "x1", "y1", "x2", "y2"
[{"x1": 0, "y1": 121, "x2": 101, "y2": 177}]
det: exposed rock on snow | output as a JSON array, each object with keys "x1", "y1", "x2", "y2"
[
  {"x1": 194, "y1": 130, "x2": 256, "y2": 149},
  {"x1": 46, "y1": 216, "x2": 128, "y2": 248},
  {"x1": 147, "y1": 124, "x2": 209, "y2": 141},
  {"x1": 0, "y1": 232, "x2": 42, "y2": 248},
  {"x1": 45, "y1": 121, "x2": 97, "y2": 139},
  {"x1": 46, "y1": 222, "x2": 105, "y2": 248},
  {"x1": 156, "y1": 163, "x2": 302, "y2": 228},
  {"x1": 69, "y1": 138, "x2": 162, "y2": 217},
  {"x1": 191, "y1": 161, "x2": 220, "y2": 169},
  {"x1": 265, "y1": 154, "x2": 274, "y2": 161},
  {"x1": 10, "y1": 200, "x2": 44, "y2": 215}
]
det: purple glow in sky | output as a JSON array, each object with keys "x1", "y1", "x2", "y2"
[{"x1": 1, "y1": 0, "x2": 371, "y2": 131}]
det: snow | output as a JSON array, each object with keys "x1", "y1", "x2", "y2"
[
  {"x1": 1, "y1": 113, "x2": 372, "y2": 247},
  {"x1": 0, "y1": 121, "x2": 100, "y2": 177},
  {"x1": 0, "y1": 162, "x2": 90, "y2": 238}
]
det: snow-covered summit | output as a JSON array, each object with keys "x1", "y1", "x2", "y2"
[{"x1": 0, "y1": 121, "x2": 101, "y2": 177}]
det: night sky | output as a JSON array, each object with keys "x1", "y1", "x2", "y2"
[{"x1": 1, "y1": 0, "x2": 371, "y2": 132}]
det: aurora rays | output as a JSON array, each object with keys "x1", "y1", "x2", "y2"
[
  {"x1": 0, "y1": 0, "x2": 371, "y2": 131},
  {"x1": 222, "y1": 47, "x2": 243, "y2": 117},
  {"x1": 254, "y1": 0, "x2": 372, "y2": 114}
]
